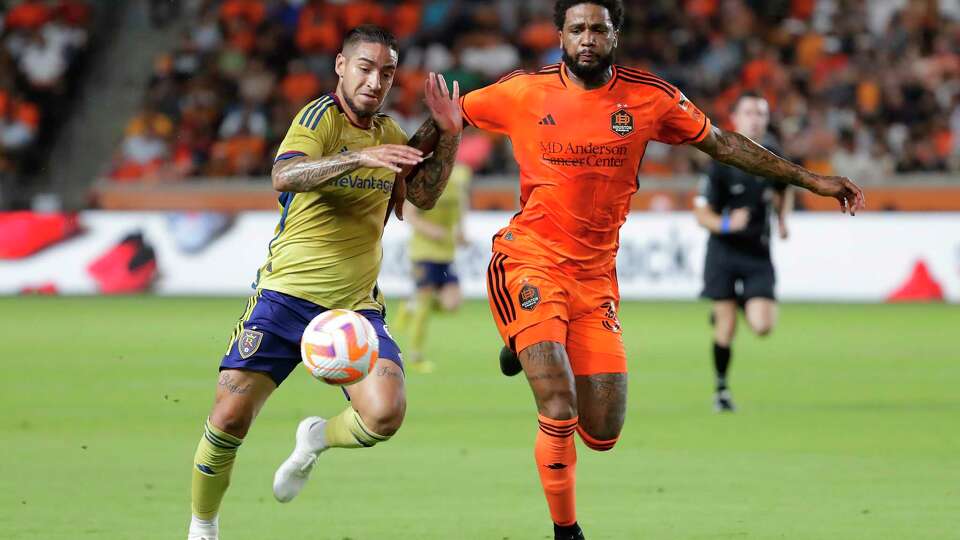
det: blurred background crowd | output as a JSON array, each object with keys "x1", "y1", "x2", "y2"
[
  {"x1": 108, "y1": 0, "x2": 960, "y2": 184},
  {"x1": 0, "y1": 0, "x2": 958, "y2": 201}
]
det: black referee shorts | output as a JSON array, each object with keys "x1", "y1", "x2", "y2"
[{"x1": 701, "y1": 245, "x2": 776, "y2": 301}]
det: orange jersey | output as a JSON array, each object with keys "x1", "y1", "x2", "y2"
[{"x1": 460, "y1": 63, "x2": 712, "y2": 275}]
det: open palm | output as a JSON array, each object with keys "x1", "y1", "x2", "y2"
[{"x1": 424, "y1": 72, "x2": 461, "y2": 134}]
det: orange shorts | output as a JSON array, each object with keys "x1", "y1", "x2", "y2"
[{"x1": 486, "y1": 251, "x2": 626, "y2": 376}]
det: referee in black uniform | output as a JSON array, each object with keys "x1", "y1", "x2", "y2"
[{"x1": 694, "y1": 91, "x2": 792, "y2": 412}]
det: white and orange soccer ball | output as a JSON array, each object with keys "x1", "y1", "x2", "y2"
[{"x1": 300, "y1": 309, "x2": 379, "y2": 386}]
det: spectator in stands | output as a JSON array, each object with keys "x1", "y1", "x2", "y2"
[
  {"x1": 0, "y1": 89, "x2": 39, "y2": 153},
  {"x1": 113, "y1": 0, "x2": 960, "y2": 183},
  {"x1": 111, "y1": 105, "x2": 173, "y2": 182},
  {"x1": 279, "y1": 58, "x2": 321, "y2": 108},
  {"x1": 4, "y1": 0, "x2": 52, "y2": 33},
  {"x1": 19, "y1": 29, "x2": 69, "y2": 93}
]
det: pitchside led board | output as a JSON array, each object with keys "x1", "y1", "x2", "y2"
[{"x1": 1, "y1": 211, "x2": 958, "y2": 303}]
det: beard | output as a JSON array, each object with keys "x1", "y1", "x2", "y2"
[
  {"x1": 342, "y1": 92, "x2": 380, "y2": 119},
  {"x1": 562, "y1": 48, "x2": 614, "y2": 86}
]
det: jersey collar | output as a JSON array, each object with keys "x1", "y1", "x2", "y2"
[{"x1": 559, "y1": 63, "x2": 619, "y2": 92}]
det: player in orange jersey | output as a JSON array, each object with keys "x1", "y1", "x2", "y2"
[{"x1": 459, "y1": 1, "x2": 865, "y2": 538}]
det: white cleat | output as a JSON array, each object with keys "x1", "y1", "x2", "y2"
[
  {"x1": 273, "y1": 416, "x2": 327, "y2": 503},
  {"x1": 187, "y1": 515, "x2": 218, "y2": 540}
]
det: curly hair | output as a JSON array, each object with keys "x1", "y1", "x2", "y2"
[{"x1": 553, "y1": 0, "x2": 625, "y2": 31}]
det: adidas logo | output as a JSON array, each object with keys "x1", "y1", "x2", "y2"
[
  {"x1": 545, "y1": 462, "x2": 567, "y2": 470},
  {"x1": 538, "y1": 114, "x2": 557, "y2": 126}
]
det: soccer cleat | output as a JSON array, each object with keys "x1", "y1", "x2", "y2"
[
  {"x1": 554, "y1": 522, "x2": 586, "y2": 540},
  {"x1": 273, "y1": 417, "x2": 328, "y2": 503},
  {"x1": 499, "y1": 346, "x2": 522, "y2": 376},
  {"x1": 715, "y1": 389, "x2": 736, "y2": 413},
  {"x1": 187, "y1": 515, "x2": 218, "y2": 540}
]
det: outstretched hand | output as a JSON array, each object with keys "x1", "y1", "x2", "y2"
[
  {"x1": 357, "y1": 144, "x2": 423, "y2": 173},
  {"x1": 810, "y1": 175, "x2": 866, "y2": 215},
  {"x1": 424, "y1": 72, "x2": 461, "y2": 135}
]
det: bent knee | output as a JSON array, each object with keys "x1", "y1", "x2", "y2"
[
  {"x1": 209, "y1": 407, "x2": 254, "y2": 439},
  {"x1": 358, "y1": 400, "x2": 406, "y2": 437},
  {"x1": 539, "y1": 389, "x2": 577, "y2": 421},
  {"x1": 752, "y1": 324, "x2": 774, "y2": 337}
]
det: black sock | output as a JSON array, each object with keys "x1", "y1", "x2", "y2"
[
  {"x1": 713, "y1": 342, "x2": 731, "y2": 391},
  {"x1": 554, "y1": 522, "x2": 583, "y2": 538}
]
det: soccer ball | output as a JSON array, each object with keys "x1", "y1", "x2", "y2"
[{"x1": 300, "y1": 309, "x2": 379, "y2": 386}]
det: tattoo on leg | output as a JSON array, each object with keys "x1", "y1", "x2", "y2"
[
  {"x1": 218, "y1": 373, "x2": 252, "y2": 395},
  {"x1": 375, "y1": 365, "x2": 404, "y2": 380}
]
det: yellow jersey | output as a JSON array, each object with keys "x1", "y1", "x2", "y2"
[
  {"x1": 254, "y1": 93, "x2": 407, "y2": 311},
  {"x1": 408, "y1": 163, "x2": 471, "y2": 263}
]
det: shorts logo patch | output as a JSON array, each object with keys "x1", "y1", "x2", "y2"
[
  {"x1": 519, "y1": 283, "x2": 541, "y2": 311},
  {"x1": 601, "y1": 301, "x2": 622, "y2": 333},
  {"x1": 610, "y1": 108, "x2": 634, "y2": 137},
  {"x1": 238, "y1": 329, "x2": 263, "y2": 359}
]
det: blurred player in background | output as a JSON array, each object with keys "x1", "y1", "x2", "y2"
[
  {"x1": 395, "y1": 160, "x2": 471, "y2": 373},
  {"x1": 187, "y1": 25, "x2": 462, "y2": 540},
  {"x1": 461, "y1": 1, "x2": 864, "y2": 538},
  {"x1": 694, "y1": 92, "x2": 793, "y2": 413}
]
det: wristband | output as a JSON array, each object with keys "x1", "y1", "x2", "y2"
[{"x1": 720, "y1": 214, "x2": 731, "y2": 233}]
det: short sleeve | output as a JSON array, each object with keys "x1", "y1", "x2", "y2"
[
  {"x1": 653, "y1": 90, "x2": 712, "y2": 146},
  {"x1": 459, "y1": 75, "x2": 523, "y2": 135},
  {"x1": 275, "y1": 96, "x2": 339, "y2": 162}
]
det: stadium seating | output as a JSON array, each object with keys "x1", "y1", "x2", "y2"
[
  {"x1": 0, "y1": 0, "x2": 93, "y2": 185},
  {"x1": 97, "y1": 0, "x2": 959, "y2": 211}
]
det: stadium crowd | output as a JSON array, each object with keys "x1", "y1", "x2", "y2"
[
  {"x1": 0, "y1": 0, "x2": 93, "y2": 179},
  {"x1": 111, "y1": 0, "x2": 960, "y2": 182}
]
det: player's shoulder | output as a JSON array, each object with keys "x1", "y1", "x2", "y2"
[
  {"x1": 612, "y1": 65, "x2": 679, "y2": 99},
  {"x1": 292, "y1": 93, "x2": 341, "y2": 131},
  {"x1": 373, "y1": 112, "x2": 408, "y2": 143},
  {"x1": 493, "y1": 63, "x2": 564, "y2": 88}
]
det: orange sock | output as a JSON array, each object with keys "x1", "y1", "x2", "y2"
[
  {"x1": 577, "y1": 425, "x2": 619, "y2": 452},
  {"x1": 535, "y1": 414, "x2": 579, "y2": 526}
]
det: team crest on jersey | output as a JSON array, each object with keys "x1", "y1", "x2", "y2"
[
  {"x1": 610, "y1": 108, "x2": 634, "y2": 137},
  {"x1": 600, "y1": 301, "x2": 622, "y2": 333},
  {"x1": 519, "y1": 283, "x2": 541, "y2": 311},
  {"x1": 238, "y1": 329, "x2": 263, "y2": 359}
]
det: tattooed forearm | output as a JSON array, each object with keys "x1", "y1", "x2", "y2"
[
  {"x1": 693, "y1": 127, "x2": 816, "y2": 191},
  {"x1": 272, "y1": 153, "x2": 363, "y2": 192},
  {"x1": 405, "y1": 119, "x2": 460, "y2": 210}
]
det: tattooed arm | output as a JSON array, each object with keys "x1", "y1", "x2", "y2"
[
  {"x1": 404, "y1": 72, "x2": 463, "y2": 210},
  {"x1": 272, "y1": 145, "x2": 423, "y2": 192},
  {"x1": 693, "y1": 126, "x2": 865, "y2": 214},
  {"x1": 404, "y1": 117, "x2": 461, "y2": 209}
]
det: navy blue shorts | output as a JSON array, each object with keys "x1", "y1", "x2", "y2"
[
  {"x1": 412, "y1": 261, "x2": 459, "y2": 289},
  {"x1": 221, "y1": 289, "x2": 403, "y2": 386}
]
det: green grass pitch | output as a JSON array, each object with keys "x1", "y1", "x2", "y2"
[{"x1": 1, "y1": 297, "x2": 957, "y2": 539}]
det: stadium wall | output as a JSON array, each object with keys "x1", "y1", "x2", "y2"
[{"x1": 2, "y1": 211, "x2": 957, "y2": 302}]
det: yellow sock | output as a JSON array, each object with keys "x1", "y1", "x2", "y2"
[
  {"x1": 324, "y1": 406, "x2": 391, "y2": 448},
  {"x1": 409, "y1": 290, "x2": 433, "y2": 359},
  {"x1": 191, "y1": 418, "x2": 243, "y2": 520}
]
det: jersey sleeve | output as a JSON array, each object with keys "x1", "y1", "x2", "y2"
[
  {"x1": 275, "y1": 97, "x2": 339, "y2": 162},
  {"x1": 459, "y1": 75, "x2": 523, "y2": 135},
  {"x1": 652, "y1": 90, "x2": 712, "y2": 146}
]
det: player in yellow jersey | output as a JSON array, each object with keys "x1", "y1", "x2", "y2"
[
  {"x1": 397, "y1": 162, "x2": 471, "y2": 372},
  {"x1": 187, "y1": 25, "x2": 462, "y2": 540}
]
